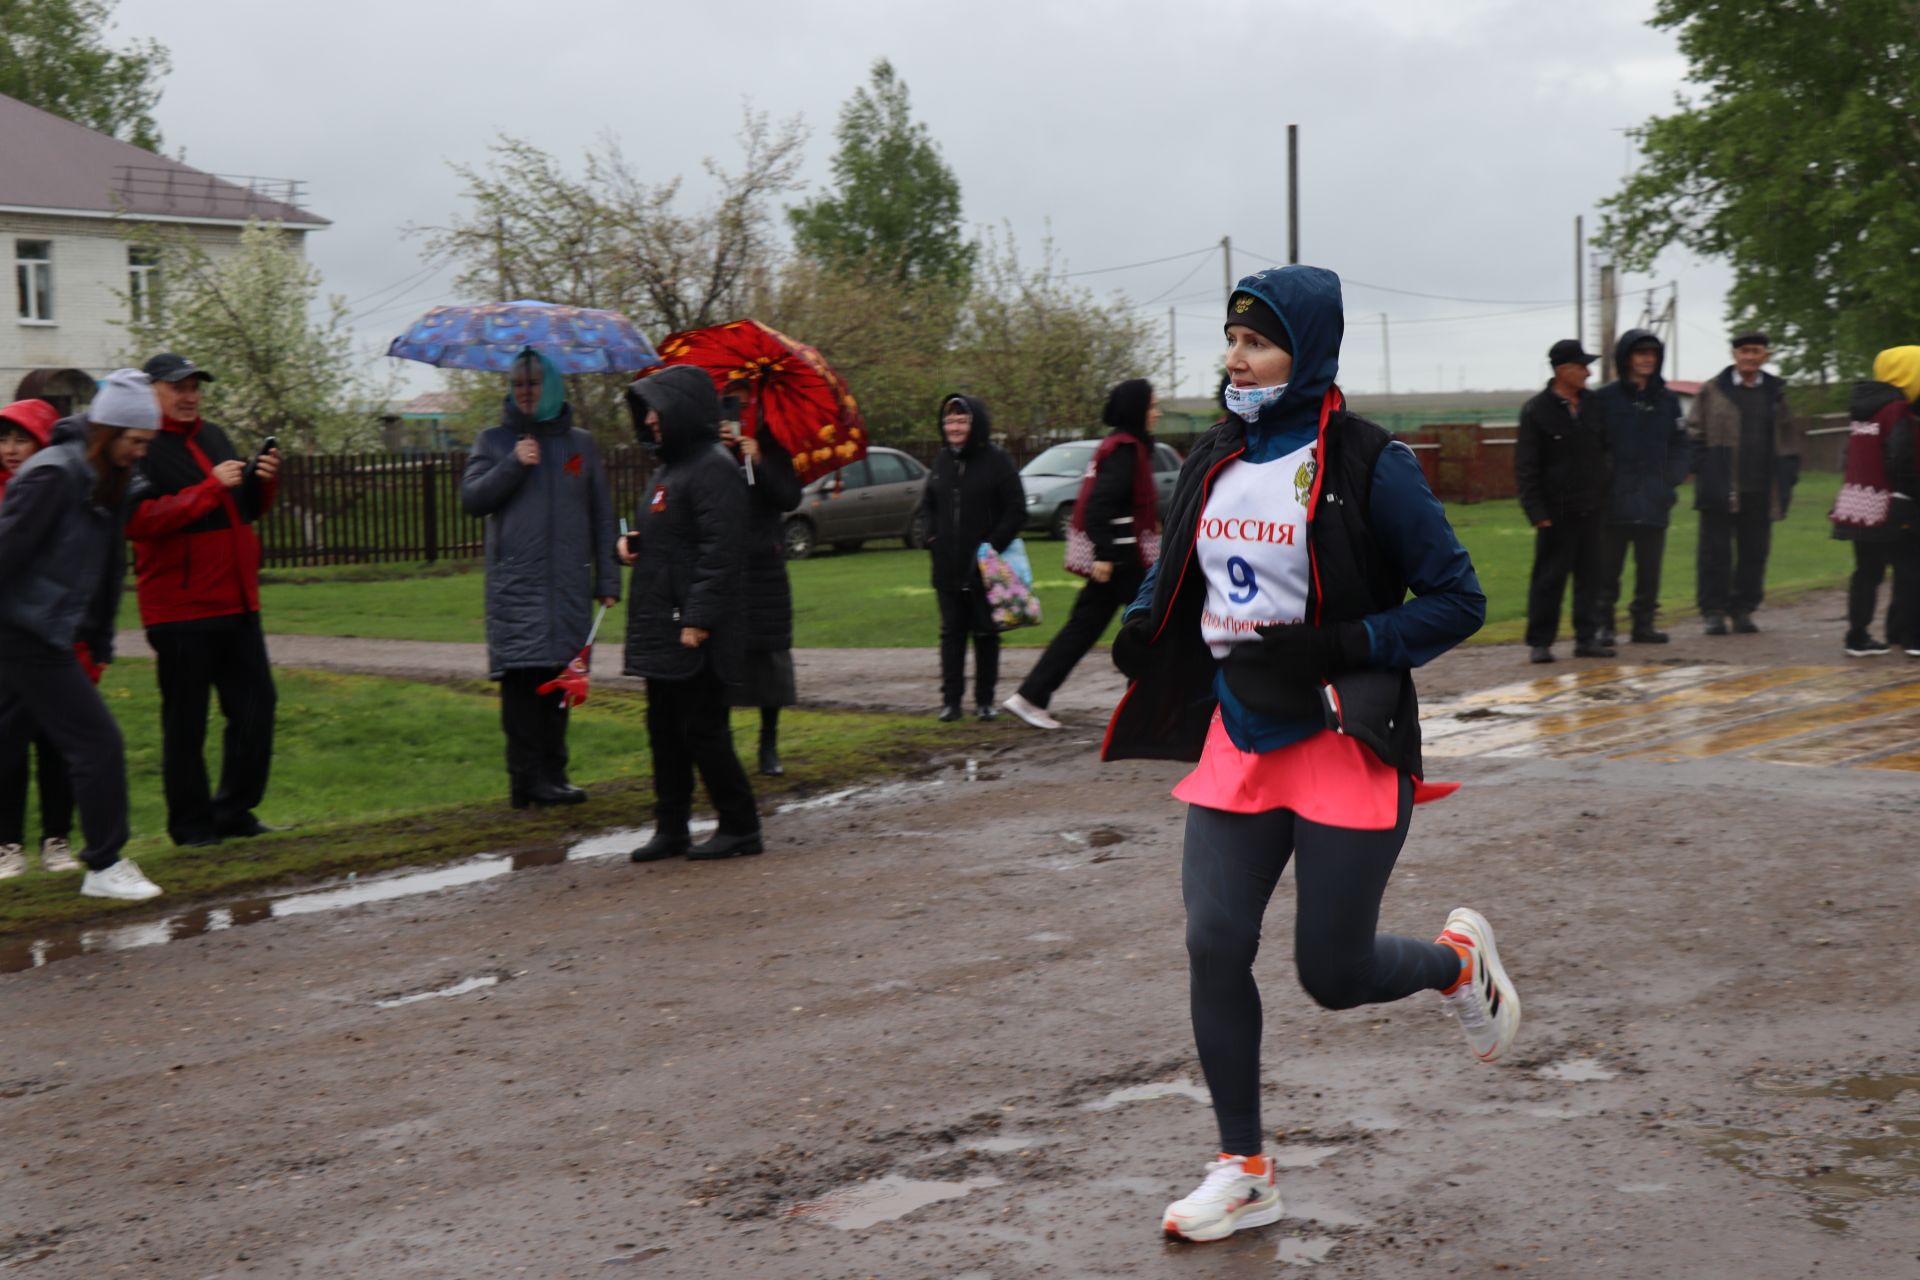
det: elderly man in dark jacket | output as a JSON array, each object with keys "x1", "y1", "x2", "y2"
[
  {"x1": 1594, "y1": 329, "x2": 1689, "y2": 645},
  {"x1": 461, "y1": 348, "x2": 620, "y2": 808},
  {"x1": 622, "y1": 366, "x2": 760, "y2": 862},
  {"x1": 1516, "y1": 339, "x2": 1613, "y2": 662},
  {"x1": 1689, "y1": 330, "x2": 1800, "y2": 634},
  {"x1": 916, "y1": 394, "x2": 1024, "y2": 720}
]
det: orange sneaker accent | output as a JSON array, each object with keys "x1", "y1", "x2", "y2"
[
  {"x1": 1225, "y1": 1153, "x2": 1270, "y2": 1176},
  {"x1": 1436, "y1": 933, "x2": 1473, "y2": 994}
]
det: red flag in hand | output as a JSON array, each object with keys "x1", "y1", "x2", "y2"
[{"x1": 537, "y1": 646, "x2": 593, "y2": 709}]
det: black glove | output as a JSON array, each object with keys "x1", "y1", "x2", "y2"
[
  {"x1": 1111, "y1": 616, "x2": 1155, "y2": 681},
  {"x1": 1221, "y1": 621, "x2": 1369, "y2": 719}
]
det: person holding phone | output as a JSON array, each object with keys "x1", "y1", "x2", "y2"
[
  {"x1": 125, "y1": 353, "x2": 283, "y2": 847},
  {"x1": 716, "y1": 388, "x2": 803, "y2": 775}
]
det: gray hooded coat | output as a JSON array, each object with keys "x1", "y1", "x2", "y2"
[{"x1": 460, "y1": 397, "x2": 620, "y2": 678}]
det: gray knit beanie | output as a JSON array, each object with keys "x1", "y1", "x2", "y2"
[{"x1": 89, "y1": 369, "x2": 161, "y2": 432}]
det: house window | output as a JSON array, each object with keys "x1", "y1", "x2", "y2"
[
  {"x1": 128, "y1": 245, "x2": 160, "y2": 321},
  {"x1": 15, "y1": 240, "x2": 53, "y2": 322}
]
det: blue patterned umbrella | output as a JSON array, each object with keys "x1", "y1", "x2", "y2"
[{"x1": 386, "y1": 300, "x2": 662, "y2": 374}]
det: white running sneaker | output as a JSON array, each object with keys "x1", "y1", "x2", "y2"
[
  {"x1": 0, "y1": 843, "x2": 24, "y2": 880},
  {"x1": 40, "y1": 837, "x2": 79, "y2": 873},
  {"x1": 80, "y1": 858, "x2": 163, "y2": 901},
  {"x1": 1002, "y1": 693, "x2": 1063, "y2": 730},
  {"x1": 1436, "y1": 906, "x2": 1521, "y2": 1063},
  {"x1": 1162, "y1": 1153, "x2": 1282, "y2": 1242}
]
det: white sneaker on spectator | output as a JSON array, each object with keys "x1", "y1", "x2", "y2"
[
  {"x1": 80, "y1": 859, "x2": 162, "y2": 901},
  {"x1": 40, "y1": 837, "x2": 79, "y2": 873},
  {"x1": 1003, "y1": 693, "x2": 1063, "y2": 730},
  {"x1": 0, "y1": 843, "x2": 24, "y2": 880}
]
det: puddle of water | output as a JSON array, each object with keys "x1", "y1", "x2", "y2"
[
  {"x1": 374, "y1": 974, "x2": 502, "y2": 1009},
  {"x1": 1275, "y1": 1236, "x2": 1337, "y2": 1265},
  {"x1": 786, "y1": 1173, "x2": 1001, "y2": 1230},
  {"x1": 1537, "y1": 1057, "x2": 1617, "y2": 1082},
  {"x1": 1268, "y1": 1145, "x2": 1345, "y2": 1170},
  {"x1": 1680, "y1": 1117, "x2": 1920, "y2": 1232},
  {"x1": 1748, "y1": 1072, "x2": 1920, "y2": 1102},
  {"x1": 1081, "y1": 1077, "x2": 1211, "y2": 1112},
  {"x1": 775, "y1": 779, "x2": 943, "y2": 814}
]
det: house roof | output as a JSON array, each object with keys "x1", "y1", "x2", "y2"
[
  {"x1": 0, "y1": 92, "x2": 328, "y2": 227},
  {"x1": 399, "y1": 391, "x2": 467, "y2": 416}
]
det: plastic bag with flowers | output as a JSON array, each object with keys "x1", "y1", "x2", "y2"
[{"x1": 975, "y1": 539, "x2": 1043, "y2": 632}]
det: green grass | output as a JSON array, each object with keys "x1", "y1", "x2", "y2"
[
  {"x1": 1, "y1": 663, "x2": 999, "y2": 932},
  {"x1": 116, "y1": 473, "x2": 1850, "y2": 649}
]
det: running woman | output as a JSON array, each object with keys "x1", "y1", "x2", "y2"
[{"x1": 1103, "y1": 266, "x2": 1519, "y2": 1243}]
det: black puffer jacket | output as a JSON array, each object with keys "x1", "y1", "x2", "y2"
[
  {"x1": 916, "y1": 395, "x2": 1024, "y2": 591},
  {"x1": 460, "y1": 399, "x2": 620, "y2": 677},
  {"x1": 0, "y1": 416, "x2": 125, "y2": 657},
  {"x1": 621, "y1": 367, "x2": 750, "y2": 682},
  {"x1": 738, "y1": 428, "x2": 803, "y2": 652},
  {"x1": 1515, "y1": 382, "x2": 1610, "y2": 523},
  {"x1": 1594, "y1": 329, "x2": 1689, "y2": 527}
]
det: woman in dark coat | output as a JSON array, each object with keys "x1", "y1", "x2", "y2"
[
  {"x1": 1004, "y1": 378, "x2": 1162, "y2": 729},
  {"x1": 622, "y1": 367, "x2": 761, "y2": 862},
  {"x1": 718, "y1": 392, "x2": 803, "y2": 775},
  {"x1": 460, "y1": 348, "x2": 620, "y2": 808},
  {"x1": 914, "y1": 393, "x2": 1024, "y2": 720}
]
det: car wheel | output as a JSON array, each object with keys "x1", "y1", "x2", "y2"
[
  {"x1": 832, "y1": 539, "x2": 865, "y2": 554},
  {"x1": 1051, "y1": 505, "x2": 1074, "y2": 541},
  {"x1": 783, "y1": 518, "x2": 815, "y2": 560},
  {"x1": 905, "y1": 508, "x2": 931, "y2": 549}
]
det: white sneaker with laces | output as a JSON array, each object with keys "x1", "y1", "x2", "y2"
[
  {"x1": 0, "y1": 843, "x2": 24, "y2": 880},
  {"x1": 1162, "y1": 1153, "x2": 1281, "y2": 1242},
  {"x1": 40, "y1": 836, "x2": 79, "y2": 873},
  {"x1": 1436, "y1": 906, "x2": 1520, "y2": 1062},
  {"x1": 1002, "y1": 693, "x2": 1063, "y2": 731},
  {"x1": 80, "y1": 858, "x2": 163, "y2": 901}
]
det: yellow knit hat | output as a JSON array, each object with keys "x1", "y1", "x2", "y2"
[{"x1": 1872, "y1": 346, "x2": 1920, "y2": 402}]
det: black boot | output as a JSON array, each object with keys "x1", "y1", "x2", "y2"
[
  {"x1": 1731, "y1": 611, "x2": 1760, "y2": 634},
  {"x1": 1703, "y1": 613, "x2": 1730, "y2": 636},
  {"x1": 525, "y1": 778, "x2": 586, "y2": 806},
  {"x1": 688, "y1": 827, "x2": 764, "y2": 860},
  {"x1": 757, "y1": 709, "x2": 784, "y2": 777},
  {"x1": 631, "y1": 815, "x2": 692, "y2": 862}
]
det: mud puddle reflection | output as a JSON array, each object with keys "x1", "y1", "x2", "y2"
[
  {"x1": 786, "y1": 1173, "x2": 1002, "y2": 1230},
  {"x1": 0, "y1": 778, "x2": 948, "y2": 975}
]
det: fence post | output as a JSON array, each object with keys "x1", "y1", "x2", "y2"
[{"x1": 421, "y1": 456, "x2": 439, "y2": 564}]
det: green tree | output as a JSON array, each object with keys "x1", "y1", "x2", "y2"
[
  {"x1": 0, "y1": 0, "x2": 169, "y2": 149},
  {"x1": 118, "y1": 219, "x2": 391, "y2": 453},
  {"x1": 788, "y1": 59, "x2": 975, "y2": 288},
  {"x1": 1596, "y1": 0, "x2": 1920, "y2": 380}
]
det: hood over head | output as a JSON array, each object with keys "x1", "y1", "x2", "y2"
[
  {"x1": 1224, "y1": 265, "x2": 1343, "y2": 425},
  {"x1": 1872, "y1": 346, "x2": 1920, "y2": 403},
  {"x1": 0, "y1": 398, "x2": 58, "y2": 447},
  {"x1": 1613, "y1": 328, "x2": 1666, "y2": 385},
  {"x1": 937, "y1": 393, "x2": 994, "y2": 455},
  {"x1": 1102, "y1": 378, "x2": 1154, "y2": 439},
  {"x1": 629, "y1": 365, "x2": 721, "y2": 462}
]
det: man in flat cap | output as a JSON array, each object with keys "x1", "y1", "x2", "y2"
[
  {"x1": 1687, "y1": 331, "x2": 1800, "y2": 634},
  {"x1": 1516, "y1": 339, "x2": 1613, "y2": 663}
]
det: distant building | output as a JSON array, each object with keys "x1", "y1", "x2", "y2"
[
  {"x1": 377, "y1": 391, "x2": 467, "y2": 452},
  {"x1": 0, "y1": 92, "x2": 329, "y2": 402}
]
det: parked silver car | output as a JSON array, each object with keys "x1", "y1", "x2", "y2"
[
  {"x1": 782, "y1": 446, "x2": 931, "y2": 559},
  {"x1": 1019, "y1": 439, "x2": 1184, "y2": 539}
]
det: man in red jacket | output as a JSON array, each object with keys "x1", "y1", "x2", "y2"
[{"x1": 125, "y1": 353, "x2": 283, "y2": 846}]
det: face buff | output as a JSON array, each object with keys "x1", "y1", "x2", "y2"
[{"x1": 1223, "y1": 381, "x2": 1289, "y2": 424}]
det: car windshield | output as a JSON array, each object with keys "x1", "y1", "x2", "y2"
[{"x1": 1021, "y1": 443, "x2": 1096, "y2": 477}]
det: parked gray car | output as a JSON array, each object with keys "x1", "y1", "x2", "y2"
[
  {"x1": 1019, "y1": 439, "x2": 1184, "y2": 539},
  {"x1": 782, "y1": 446, "x2": 931, "y2": 559}
]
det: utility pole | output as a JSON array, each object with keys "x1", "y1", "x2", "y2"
[
  {"x1": 1222, "y1": 235, "x2": 1234, "y2": 299},
  {"x1": 1380, "y1": 313, "x2": 1392, "y2": 396},
  {"x1": 1168, "y1": 307, "x2": 1178, "y2": 399},
  {"x1": 1598, "y1": 264, "x2": 1619, "y2": 383},
  {"x1": 1574, "y1": 215, "x2": 1584, "y2": 343},
  {"x1": 1287, "y1": 125, "x2": 1300, "y2": 264}
]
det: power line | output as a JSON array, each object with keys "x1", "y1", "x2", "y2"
[
  {"x1": 1137, "y1": 250, "x2": 1220, "y2": 307},
  {"x1": 1234, "y1": 245, "x2": 1573, "y2": 305},
  {"x1": 1063, "y1": 244, "x2": 1218, "y2": 278}
]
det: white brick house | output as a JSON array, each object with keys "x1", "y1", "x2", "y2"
[{"x1": 0, "y1": 92, "x2": 328, "y2": 408}]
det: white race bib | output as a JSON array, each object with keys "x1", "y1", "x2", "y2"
[{"x1": 1197, "y1": 445, "x2": 1314, "y2": 658}]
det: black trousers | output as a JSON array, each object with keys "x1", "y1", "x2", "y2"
[
  {"x1": 645, "y1": 664, "x2": 758, "y2": 835},
  {"x1": 499, "y1": 666, "x2": 571, "y2": 789},
  {"x1": 1697, "y1": 496, "x2": 1772, "y2": 617},
  {"x1": 1846, "y1": 539, "x2": 1920, "y2": 645},
  {"x1": 1182, "y1": 781, "x2": 1463, "y2": 1156},
  {"x1": 1017, "y1": 563, "x2": 1143, "y2": 709},
  {"x1": 936, "y1": 577, "x2": 1000, "y2": 709},
  {"x1": 0, "y1": 727, "x2": 72, "y2": 845},
  {"x1": 1599, "y1": 525, "x2": 1667, "y2": 634},
  {"x1": 1525, "y1": 512, "x2": 1607, "y2": 647},
  {"x1": 147, "y1": 613, "x2": 277, "y2": 844},
  {"x1": 0, "y1": 638, "x2": 127, "y2": 871}
]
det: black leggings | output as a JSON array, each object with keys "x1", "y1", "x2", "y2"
[{"x1": 1182, "y1": 781, "x2": 1462, "y2": 1155}]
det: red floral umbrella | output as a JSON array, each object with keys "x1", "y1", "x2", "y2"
[{"x1": 651, "y1": 320, "x2": 866, "y2": 482}]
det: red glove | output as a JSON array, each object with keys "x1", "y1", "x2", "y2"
[{"x1": 74, "y1": 641, "x2": 105, "y2": 685}]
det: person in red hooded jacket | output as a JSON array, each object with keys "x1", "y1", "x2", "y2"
[{"x1": 0, "y1": 398, "x2": 81, "y2": 880}]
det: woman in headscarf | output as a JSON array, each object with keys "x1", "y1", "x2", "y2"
[
  {"x1": 1104, "y1": 267, "x2": 1513, "y2": 1244},
  {"x1": 1004, "y1": 378, "x2": 1163, "y2": 729},
  {"x1": 460, "y1": 347, "x2": 620, "y2": 807}
]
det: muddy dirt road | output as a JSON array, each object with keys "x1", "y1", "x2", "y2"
[{"x1": 9, "y1": 592, "x2": 1919, "y2": 1278}]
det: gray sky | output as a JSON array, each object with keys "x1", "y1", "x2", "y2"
[{"x1": 110, "y1": 0, "x2": 1734, "y2": 403}]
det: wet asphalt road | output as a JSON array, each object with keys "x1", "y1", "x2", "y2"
[{"x1": 5, "y1": 591, "x2": 1915, "y2": 1278}]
